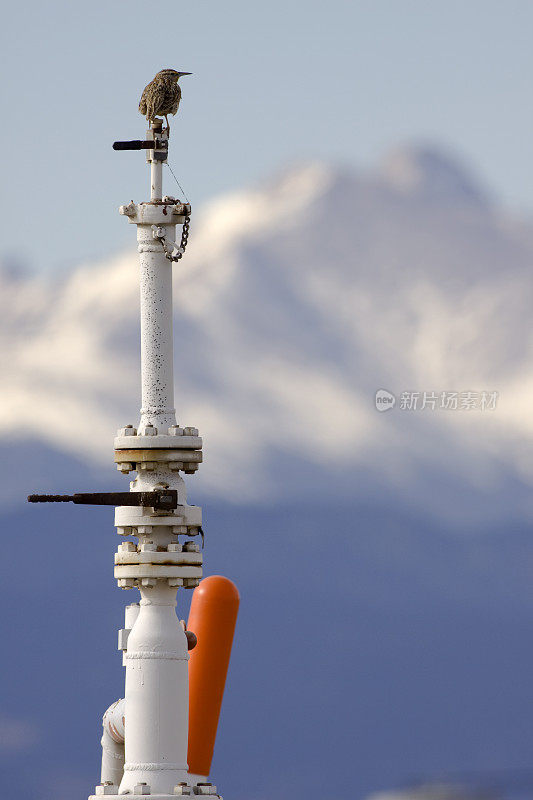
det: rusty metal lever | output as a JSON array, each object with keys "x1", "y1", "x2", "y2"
[
  {"x1": 113, "y1": 140, "x2": 167, "y2": 151},
  {"x1": 27, "y1": 490, "x2": 178, "y2": 511}
]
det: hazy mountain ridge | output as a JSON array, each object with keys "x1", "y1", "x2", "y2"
[{"x1": 2, "y1": 146, "x2": 533, "y2": 520}]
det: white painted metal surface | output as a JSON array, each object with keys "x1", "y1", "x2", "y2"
[
  {"x1": 101, "y1": 699, "x2": 125, "y2": 786},
  {"x1": 120, "y1": 581, "x2": 189, "y2": 794},
  {"x1": 88, "y1": 120, "x2": 217, "y2": 800},
  {"x1": 137, "y1": 222, "x2": 177, "y2": 434}
]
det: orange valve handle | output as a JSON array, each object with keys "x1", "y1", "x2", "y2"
[{"x1": 187, "y1": 575, "x2": 240, "y2": 777}]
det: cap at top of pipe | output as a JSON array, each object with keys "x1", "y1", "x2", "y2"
[{"x1": 193, "y1": 575, "x2": 240, "y2": 604}]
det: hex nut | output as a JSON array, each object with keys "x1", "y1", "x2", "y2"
[
  {"x1": 95, "y1": 783, "x2": 118, "y2": 795},
  {"x1": 168, "y1": 425, "x2": 184, "y2": 436},
  {"x1": 172, "y1": 525, "x2": 188, "y2": 535},
  {"x1": 118, "y1": 425, "x2": 137, "y2": 436},
  {"x1": 119, "y1": 542, "x2": 137, "y2": 552},
  {"x1": 174, "y1": 783, "x2": 191, "y2": 796},
  {"x1": 140, "y1": 542, "x2": 157, "y2": 552},
  {"x1": 141, "y1": 578, "x2": 157, "y2": 588},
  {"x1": 134, "y1": 783, "x2": 151, "y2": 795},
  {"x1": 118, "y1": 463, "x2": 133, "y2": 474},
  {"x1": 142, "y1": 424, "x2": 158, "y2": 436},
  {"x1": 167, "y1": 543, "x2": 182, "y2": 552},
  {"x1": 183, "y1": 427, "x2": 198, "y2": 436},
  {"x1": 183, "y1": 541, "x2": 200, "y2": 553},
  {"x1": 168, "y1": 578, "x2": 184, "y2": 587},
  {"x1": 194, "y1": 785, "x2": 217, "y2": 796}
]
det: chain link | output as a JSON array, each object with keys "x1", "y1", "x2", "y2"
[
  {"x1": 173, "y1": 214, "x2": 190, "y2": 261},
  {"x1": 156, "y1": 213, "x2": 191, "y2": 263}
]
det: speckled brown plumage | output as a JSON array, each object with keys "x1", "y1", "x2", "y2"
[{"x1": 139, "y1": 68, "x2": 191, "y2": 131}]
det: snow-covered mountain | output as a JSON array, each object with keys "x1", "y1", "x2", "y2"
[{"x1": 3, "y1": 144, "x2": 533, "y2": 521}]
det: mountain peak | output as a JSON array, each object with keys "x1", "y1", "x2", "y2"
[{"x1": 379, "y1": 144, "x2": 490, "y2": 207}]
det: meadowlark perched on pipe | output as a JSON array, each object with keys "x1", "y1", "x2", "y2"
[{"x1": 139, "y1": 68, "x2": 192, "y2": 132}]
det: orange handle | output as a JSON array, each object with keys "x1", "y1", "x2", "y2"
[{"x1": 187, "y1": 575, "x2": 240, "y2": 777}]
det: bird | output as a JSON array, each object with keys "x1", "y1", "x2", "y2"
[{"x1": 139, "y1": 68, "x2": 192, "y2": 132}]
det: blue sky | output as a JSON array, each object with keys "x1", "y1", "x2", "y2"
[{"x1": 1, "y1": 0, "x2": 532, "y2": 272}]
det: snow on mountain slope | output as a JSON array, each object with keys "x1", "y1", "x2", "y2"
[{"x1": 2, "y1": 146, "x2": 533, "y2": 519}]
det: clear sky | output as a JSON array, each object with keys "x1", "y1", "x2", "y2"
[{"x1": 1, "y1": 0, "x2": 532, "y2": 272}]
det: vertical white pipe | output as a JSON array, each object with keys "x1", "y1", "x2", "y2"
[
  {"x1": 151, "y1": 158, "x2": 163, "y2": 201},
  {"x1": 119, "y1": 583, "x2": 190, "y2": 795},
  {"x1": 101, "y1": 729, "x2": 124, "y2": 787},
  {"x1": 137, "y1": 224, "x2": 177, "y2": 433},
  {"x1": 101, "y1": 699, "x2": 125, "y2": 787}
]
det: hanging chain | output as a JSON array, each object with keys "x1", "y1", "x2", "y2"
[
  {"x1": 173, "y1": 214, "x2": 190, "y2": 261},
  {"x1": 154, "y1": 212, "x2": 191, "y2": 262}
]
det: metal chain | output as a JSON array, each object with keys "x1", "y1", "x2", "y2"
[
  {"x1": 157, "y1": 213, "x2": 191, "y2": 262},
  {"x1": 173, "y1": 214, "x2": 190, "y2": 261}
]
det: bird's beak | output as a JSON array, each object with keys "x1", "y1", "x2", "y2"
[{"x1": 177, "y1": 72, "x2": 192, "y2": 77}]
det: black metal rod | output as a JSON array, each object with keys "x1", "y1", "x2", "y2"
[
  {"x1": 28, "y1": 494, "x2": 72, "y2": 503},
  {"x1": 113, "y1": 140, "x2": 165, "y2": 151},
  {"x1": 28, "y1": 491, "x2": 178, "y2": 510}
]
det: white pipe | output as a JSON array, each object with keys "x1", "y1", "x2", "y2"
[
  {"x1": 101, "y1": 699, "x2": 125, "y2": 787},
  {"x1": 137, "y1": 224, "x2": 177, "y2": 433},
  {"x1": 151, "y1": 158, "x2": 163, "y2": 201},
  {"x1": 119, "y1": 581, "x2": 190, "y2": 795}
]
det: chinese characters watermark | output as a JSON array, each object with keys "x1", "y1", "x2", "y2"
[{"x1": 374, "y1": 389, "x2": 499, "y2": 413}]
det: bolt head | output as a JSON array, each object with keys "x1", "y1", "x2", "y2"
[
  {"x1": 142, "y1": 424, "x2": 158, "y2": 436},
  {"x1": 118, "y1": 425, "x2": 137, "y2": 436},
  {"x1": 168, "y1": 425, "x2": 184, "y2": 436},
  {"x1": 95, "y1": 784, "x2": 118, "y2": 795},
  {"x1": 183, "y1": 427, "x2": 199, "y2": 437},
  {"x1": 184, "y1": 541, "x2": 200, "y2": 553},
  {"x1": 172, "y1": 525, "x2": 187, "y2": 535},
  {"x1": 117, "y1": 463, "x2": 133, "y2": 474},
  {"x1": 119, "y1": 542, "x2": 137, "y2": 552},
  {"x1": 141, "y1": 578, "x2": 157, "y2": 588}
]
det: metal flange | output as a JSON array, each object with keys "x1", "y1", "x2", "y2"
[
  {"x1": 115, "y1": 504, "x2": 201, "y2": 531},
  {"x1": 119, "y1": 201, "x2": 188, "y2": 226},
  {"x1": 114, "y1": 435, "x2": 202, "y2": 450},
  {"x1": 114, "y1": 564, "x2": 202, "y2": 581},
  {"x1": 115, "y1": 548, "x2": 202, "y2": 567},
  {"x1": 115, "y1": 449, "x2": 202, "y2": 476}
]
